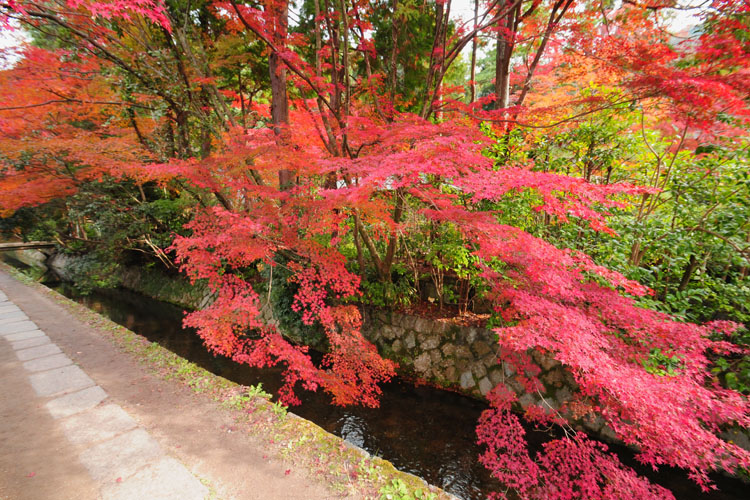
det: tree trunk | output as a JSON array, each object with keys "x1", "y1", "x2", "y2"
[
  {"x1": 469, "y1": 0, "x2": 478, "y2": 103},
  {"x1": 678, "y1": 254, "x2": 698, "y2": 292},
  {"x1": 269, "y1": 0, "x2": 293, "y2": 190},
  {"x1": 494, "y1": 1, "x2": 518, "y2": 110}
]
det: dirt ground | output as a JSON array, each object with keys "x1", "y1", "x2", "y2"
[{"x1": 0, "y1": 268, "x2": 348, "y2": 500}]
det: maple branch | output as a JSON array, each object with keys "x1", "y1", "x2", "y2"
[
  {"x1": 449, "y1": 93, "x2": 653, "y2": 129},
  {"x1": 0, "y1": 99, "x2": 155, "y2": 112}
]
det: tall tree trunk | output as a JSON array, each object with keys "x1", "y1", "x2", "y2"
[
  {"x1": 269, "y1": 0, "x2": 293, "y2": 190},
  {"x1": 469, "y1": 0, "x2": 478, "y2": 103},
  {"x1": 389, "y1": 0, "x2": 399, "y2": 106},
  {"x1": 494, "y1": 1, "x2": 518, "y2": 110}
]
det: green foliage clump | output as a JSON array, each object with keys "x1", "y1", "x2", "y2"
[{"x1": 379, "y1": 478, "x2": 436, "y2": 500}]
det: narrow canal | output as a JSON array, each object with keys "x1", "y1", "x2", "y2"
[{"x1": 3, "y1": 257, "x2": 747, "y2": 500}]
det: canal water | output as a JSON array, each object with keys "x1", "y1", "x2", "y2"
[{"x1": 3, "y1": 257, "x2": 747, "y2": 499}]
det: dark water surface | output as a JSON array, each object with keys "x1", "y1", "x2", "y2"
[{"x1": 3, "y1": 254, "x2": 746, "y2": 499}]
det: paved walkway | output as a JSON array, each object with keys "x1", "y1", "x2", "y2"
[
  {"x1": 0, "y1": 288, "x2": 209, "y2": 500},
  {"x1": 0, "y1": 270, "x2": 341, "y2": 500}
]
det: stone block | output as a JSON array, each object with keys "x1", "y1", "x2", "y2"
[
  {"x1": 554, "y1": 387, "x2": 572, "y2": 405},
  {"x1": 0, "y1": 311, "x2": 28, "y2": 323},
  {"x1": 478, "y1": 377, "x2": 493, "y2": 396},
  {"x1": 471, "y1": 363, "x2": 487, "y2": 380},
  {"x1": 507, "y1": 379, "x2": 525, "y2": 395},
  {"x1": 16, "y1": 343, "x2": 62, "y2": 361},
  {"x1": 538, "y1": 397, "x2": 559, "y2": 413},
  {"x1": 414, "y1": 352, "x2": 431, "y2": 373},
  {"x1": 539, "y1": 355, "x2": 558, "y2": 371},
  {"x1": 443, "y1": 366, "x2": 457, "y2": 383},
  {"x1": 23, "y1": 353, "x2": 72, "y2": 372},
  {"x1": 391, "y1": 339, "x2": 403, "y2": 353},
  {"x1": 550, "y1": 369, "x2": 569, "y2": 387},
  {"x1": 421, "y1": 335, "x2": 440, "y2": 350},
  {"x1": 5, "y1": 329, "x2": 45, "y2": 342},
  {"x1": 101, "y1": 457, "x2": 208, "y2": 500},
  {"x1": 61, "y1": 404, "x2": 137, "y2": 446},
  {"x1": 404, "y1": 332, "x2": 416, "y2": 350},
  {"x1": 489, "y1": 368, "x2": 504, "y2": 387},
  {"x1": 432, "y1": 321, "x2": 450, "y2": 335},
  {"x1": 459, "y1": 370, "x2": 475, "y2": 389},
  {"x1": 429, "y1": 350, "x2": 442, "y2": 365},
  {"x1": 403, "y1": 315, "x2": 418, "y2": 330},
  {"x1": 454, "y1": 346, "x2": 472, "y2": 360},
  {"x1": 381, "y1": 325, "x2": 396, "y2": 340},
  {"x1": 455, "y1": 358, "x2": 469, "y2": 371},
  {"x1": 0, "y1": 320, "x2": 38, "y2": 336},
  {"x1": 79, "y1": 428, "x2": 162, "y2": 482},
  {"x1": 30, "y1": 365, "x2": 95, "y2": 397},
  {"x1": 441, "y1": 344, "x2": 455, "y2": 357},
  {"x1": 47, "y1": 386, "x2": 108, "y2": 419},
  {"x1": 414, "y1": 317, "x2": 431, "y2": 332},
  {"x1": 390, "y1": 312, "x2": 404, "y2": 326},
  {"x1": 518, "y1": 393, "x2": 535, "y2": 409},
  {"x1": 0, "y1": 304, "x2": 20, "y2": 315},
  {"x1": 472, "y1": 341, "x2": 492, "y2": 357},
  {"x1": 11, "y1": 335, "x2": 51, "y2": 350},
  {"x1": 464, "y1": 327, "x2": 478, "y2": 344}
]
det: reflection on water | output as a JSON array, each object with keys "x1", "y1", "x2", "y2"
[{"x1": 2, "y1": 257, "x2": 742, "y2": 500}]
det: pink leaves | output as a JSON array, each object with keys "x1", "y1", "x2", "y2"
[{"x1": 477, "y1": 407, "x2": 674, "y2": 500}]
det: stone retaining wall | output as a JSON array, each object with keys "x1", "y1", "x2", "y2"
[{"x1": 360, "y1": 308, "x2": 590, "y2": 428}]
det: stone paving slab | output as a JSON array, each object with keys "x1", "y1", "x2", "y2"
[
  {"x1": 101, "y1": 457, "x2": 209, "y2": 500},
  {"x1": 0, "y1": 311, "x2": 28, "y2": 323},
  {"x1": 23, "y1": 352, "x2": 73, "y2": 372},
  {"x1": 4, "y1": 329, "x2": 46, "y2": 342},
  {"x1": 0, "y1": 319, "x2": 39, "y2": 335},
  {"x1": 30, "y1": 364, "x2": 95, "y2": 397},
  {"x1": 16, "y1": 342, "x2": 62, "y2": 361},
  {"x1": 61, "y1": 404, "x2": 138, "y2": 446},
  {"x1": 0, "y1": 304, "x2": 22, "y2": 316},
  {"x1": 79, "y1": 428, "x2": 163, "y2": 483},
  {"x1": 46, "y1": 386, "x2": 109, "y2": 419},
  {"x1": 0, "y1": 285, "x2": 211, "y2": 499},
  {"x1": 11, "y1": 334, "x2": 51, "y2": 350}
]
